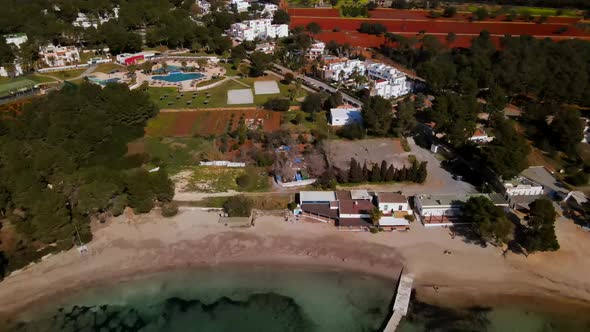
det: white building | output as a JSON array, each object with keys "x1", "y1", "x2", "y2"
[
  {"x1": 468, "y1": 127, "x2": 492, "y2": 144},
  {"x1": 307, "y1": 41, "x2": 325, "y2": 60},
  {"x1": 329, "y1": 105, "x2": 362, "y2": 126},
  {"x1": 261, "y1": 3, "x2": 279, "y2": 17},
  {"x1": 503, "y1": 177, "x2": 544, "y2": 198},
  {"x1": 228, "y1": 19, "x2": 288, "y2": 41},
  {"x1": 196, "y1": 0, "x2": 211, "y2": 15},
  {"x1": 1, "y1": 33, "x2": 27, "y2": 77},
  {"x1": 415, "y1": 193, "x2": 507, "y2": 227},
  {"x1": 322, "y1": 56, "x2": 365, "y2": 82},
  {"x1": 366, "y1": 62, "x2": 412, "y2": 99},
  {"x1": 254, "y1": 42, "x2": 276, "y2": 54},
  {"x1": 376, "y1": 192, "x2": 411, "y2": 214},
  {"x1": 115, "y1": 51, "x2": 157, "y2": 65},
  {"x1": 231, "y1": 0, "x2": 250, "y2": 12},
  {"x1": 39, "y1": 44, "x2": 80, "y2": 67},
  {"x1": 72, "y1": 8, "x2": 119, "y2": 29},
  {"x1": 4, "y1": 33, "x2": 28, "y2": 48}
]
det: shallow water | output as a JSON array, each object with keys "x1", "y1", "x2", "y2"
[{"x1": 9, "y1": 265, "x2": 590, "y2": 332}]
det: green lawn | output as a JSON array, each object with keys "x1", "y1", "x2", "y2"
[
  {"x1": 28, "y1": 75, "x2": 59, "y2": 84},
  {"x1": 187, "y1": 166, "x2": 269, "y2": 192},
  {"x1": 220, "y1": 61, "x2": 239, "y2": 76},
  {"x1": 282, "y1": 110, "x2": 326, "y2": 133},
  {"x1": 43, "y1": 69, "x2": 86, "y2": 81},
  {"x1": 0, "y1": 78, "x2": 37, "y2": 97},
  {"x1": 94, "y1": 62, "x2": 126, "y2": 74},
  {"x1": 466, "y1": 5, "x2": 578, "y2": 17},
  {"x1": 149, "y1": 77, "x2": 306, "y2": 109},
  {"x1": 141, "y1": 136, "x2": 220, "y2": 173}
]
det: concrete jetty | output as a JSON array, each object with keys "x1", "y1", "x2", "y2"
[{"x1": 383, "y1": 273, "x2": 414, "y2": 332}]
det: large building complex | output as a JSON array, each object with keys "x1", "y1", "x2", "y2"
[
  {"x1": 415, "y1": 193, "x2": 508, "y2": 227},
  {"x1": 366, "y1": 62, "x2": 412, "y2": 99},
  {"x1": 307, "y1": 41, "x2": 325, "y2": 60},
  {"x1": 297, "y1": 190, "x2": 411, "y2": 231},
  {"x1": 1, "y1": 33, "x2": 28, "y2": 77},
  {"x1": 228, "y1": 19, "x2": 288, "y2": 41},
  {"x1": 39, "y1": 44, "x2": 81, "y2": 67},
  {"x1": 321, "y1": 56, "x2": 365, "y2": 82}
]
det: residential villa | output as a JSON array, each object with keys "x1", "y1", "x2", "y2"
[
  {"x1": 1, "y1": 33, "x2": 27, "y2": 77},
  {"x1": 254, "y1": 42, "x2": 276, "y2": 54},
  {"x1": 230, "y1": 0, "x2": 250, "y2": 13},
  {"x1": 196, "y1": 0, "x2": 211, "y2": 15},
  {"x1": 501, "y1": 176, "x2": 545, "y2": 212},
  {"x1": 366, "y1": 62, "x2": 412, "y2": 99},
  {"x1": 228, "y1": 19, "x2": 288, "y2": 41},
  {"x1": 321, "y1": 56, "x2": 366, "y2": 82},
  {"x1": 39, "y1": 44, "x2": 81, "y2": 67},
  {"x1": 72, "y1": 8, "x2": 119, "y2": 29},
  {"x1": 468, "y1": 127, "x2": 492, "y2": 144},
  {"x1": 296, "y1": 190, "x2": 411, "y2": 231},
  {"x1": 4, "y1": 33, "x2": 28, "y2": 48},
  {"x1": 307, "y1": 41, "x2": 325, "y2": 60},
  {"x1": 415, "y1": 193, "x2": 508, "y2": 227},
  {"x1": 329, "y1": 104, "x2": 362, "y2": 126},
  {"x1": 116, "y1": 51, "x2": 157, "y2": 66},
  {"x1": 261, "y1": 3, "x2": 279, "y2": 17}
]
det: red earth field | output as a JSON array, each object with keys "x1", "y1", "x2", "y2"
[
  {"x1": 289, "y1": 8, "x2": 590, "y2": 48},
  {"x1": 146, "y1": 109, "x2": 281, "y2": 137}
]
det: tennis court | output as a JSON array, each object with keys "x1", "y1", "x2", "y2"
[{"x1": 0, "y1": 78, "x2": 37, "y2": 98}]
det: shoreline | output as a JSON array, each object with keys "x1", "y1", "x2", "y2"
[{"x1": 1, "y1": 209, "x2": 590, "y2": 326}]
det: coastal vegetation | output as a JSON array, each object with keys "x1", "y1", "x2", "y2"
[
  {"x1": 0, "y1": 83, "x2": 174, "y2": 278},
  {"x1": 461, "y1": 196, "x2": 514, "y2": 246}
]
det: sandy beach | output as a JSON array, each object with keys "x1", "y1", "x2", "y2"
[{"x1": 1, "y1": 207, "x2": 590, "y2": 325}]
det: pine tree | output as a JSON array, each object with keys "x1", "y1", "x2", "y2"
[
  {"x1": 408, "y1": 160, "x2": 419, "y2": 182},
  {"x1": 385, "y1": 165, "x2": 395, "y2": 182},
  {"x1": 393, "y1": 167, "x2": 401, "y2": 181},
  {"x1": 371, "y1": 163, "x2": 381, "y2": 182},
  {"x1": 416, "y1": 161, "x2": 428, "y2": 183},
  {"x1": 349, "y1": 158, "x2": 364, "y2": 183},
  {"x1": 399, "y1": 166, "x2": 408, "y2": 181},
  {"x1": 362, "y1": 163, "x2": 369, "y2": 182},
  {"x1": 380, "y1": 160, "x2": 388, "y2": 180}
]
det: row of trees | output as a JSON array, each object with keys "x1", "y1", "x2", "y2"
[
  {"x1": 0, "y1": 83, "x2": 174, "y2": 276},
  {"x1": 362, "y1": 96, "x2": 417, "y2": 137},
  {"x1": 343, "y1": 158, "x2": 427, "y2": 184},
  {"x1": 461, "y1": 196, "x2": 559, "y2": 253}
]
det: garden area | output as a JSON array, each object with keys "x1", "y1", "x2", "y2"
[{"x1": 185, "y1": 166, "x2": 269, "y2": 193}]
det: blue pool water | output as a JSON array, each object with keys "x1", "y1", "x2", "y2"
[
  {"x1": 152, "y1": 72, "x2": 204, "y2": 82},
  {"x1": 153, "y1": 65, "x2": 181, "y2": 74},
  {"x1": 88, "y1": 77, "x2": 120, "y2": 85}
]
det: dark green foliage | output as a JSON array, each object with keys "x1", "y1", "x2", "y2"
[
  {"x1": 263, "y1": 97, "x2": 291, "y2": 112},
  {"x1": 223, "y1": 195, "x2": 253, "y2": 217},
  {"x1": 324, "y1": 92, "x2": 343, "y2": 110},
  {"x1": 272, "y1": 9, "x2": 290, "y2": 24},
  {"x1": 358, "y1": 23, "x2": 387, "y2": 35},
  {"x1": 523, "y1": 198, "x2": 560, "y2": 253},
  {"x1": 362, "y1": 96, "x2": 394, "y2": 136},
  {"x1": 342, "y1": 5, "x2": 369, "y2": 18},
  {"x1": 392, "y1": 99, "x2": 416, "y2": 136},
  {"x1": 431, "y1": 93, "x2": 478, "y2": 146},
  {"x1": 549, "y1": 108, "x2": 584, "y2": 155},
  {"x1": 337, "y1": 123, "x2": 365, "y2": 140},
  {"x1": 253, "y1": 150, "x2": 275, "y2": 167},
  {"x1": 565, "y1": 170, "x2": 589, "y2": 186},
  {"x1": 443, "y1": 6, "x2": 457, "y2": 17},
  {"x1": 315, "y1": 168, "x2": 337, "y2": 190},
  {"x1": 301, "y1": 93, "x2": 323, "y2": 114},
  {"x1": 370, "y1": 163, "x2": 381, "y2": 182},
  {"x1": 249, "y1": 51, "x2": 272, "y2": 77},
  {"x1": 236, "y1": 173, "x2": 253, "y2": 190},
  {"x1": 349, "y1": 158, "x2": 364, "y2": 183},
  {"x1": 149, "y1": 169, "x2": 175, "y2": 202},
  {"x1": 305, "y1": 22, "x2": 321, "y2": 36},
  {"x1": 472, "y1": 8, "x2": 489, "y2": 21},
  {"x1": 161, "y1": 202, "x2": 179, "y2": 217},
  {"x1": 461, "y1": 196, "x2": 514, "y2": 246},
  {"x1": 481, "y1": 115, "x2": 530, "y2": 179},
  {"x1": 126, "y1": 169, "x2": 156, "y2": 213}
]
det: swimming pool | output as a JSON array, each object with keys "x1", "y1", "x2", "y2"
[
  {"x1": 152, "y1": 72, "x2": 204, "y2": 82},
  {"x1": 152, "y1": 65, "x2": 181, "y2": 74}
]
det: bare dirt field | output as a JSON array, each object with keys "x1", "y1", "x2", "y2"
[{"x1": 327, "y1": 138, "x2": 410, "y2": 170}]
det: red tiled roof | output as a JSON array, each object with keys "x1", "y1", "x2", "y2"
[
  {"x1": 377, "y1": 192, "x2": 407, "y2": 203},
  {"x1": 472, "y1": 128, "x2": 487, "y2": 137},
  {"x1": 339, "y1": 200, "x2": 375, "y2": 215},
  {"x1": 338, "y1": 217, "x2": 372, "y2": 228}
]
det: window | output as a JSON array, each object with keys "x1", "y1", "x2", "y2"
[{"x1": 398, "y1": 205, "x2": 403, "y2": 211}]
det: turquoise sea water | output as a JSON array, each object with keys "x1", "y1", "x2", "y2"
[
  {"x1": 152, "y1": 72, "x2": 204, "y2": 82},
  {"x1": 8, "y1": 265, "x2": 590, "y2": 332}
]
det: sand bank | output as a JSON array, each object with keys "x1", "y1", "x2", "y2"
[{"x1": 1, "y1": 208, "x2": 590, "y2": 324}]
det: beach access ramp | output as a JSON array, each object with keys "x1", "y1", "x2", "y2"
[{"x1": 383, "y1": 273, "x2": 414, "y2": 332}]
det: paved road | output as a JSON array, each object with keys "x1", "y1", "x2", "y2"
[{"x1": 271, "y1": 63, "x2": 363, "y2": 107}]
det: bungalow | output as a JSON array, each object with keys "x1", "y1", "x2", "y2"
[
  {"x1": 297, "y1": 191, "x2": 339, "y2": 222},
  {"x1": 307, "y1": 41, "x2": 325, "y2": 60},
  {"x1": 329, "y1": 105, "x2": 362, "y2": 126},
  {"x1": 336, "y1": 190, "x2": 373, "y2": 230},
  {"x1": 468, "y1": 127, "x2": 492, "y2": 144},
  {"x1": 375, "y1": 192, "x2": 411, "y2": 231},
  {"x1": 321, "y1": 56, "x2": 365, "y2": 82},
  {"x1": 39, "y1": 44, "x2": 80, "y2": 67},
  {"x1": 415, "y1": 193, "x2": 507, "y2": 227}
]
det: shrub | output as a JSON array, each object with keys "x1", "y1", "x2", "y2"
[
  {"x1": 263, "y1": 97, "x2": 291, "y2": 112},
  {"x1": 223, "y1": 195, "x2": 253, "y2": 217},
  {"x1": 236, "y1": 173, "x2": 253, "y2": 189},
  {"x1": 282, "y1": 72, "x2": 294, "y2": 84},
  {"x1": 338, "y1": 123, "x2": 366, "y2": 140},
  {"x1": 565, "y1": 171, "x2": 589, "y2": 186},
  {"x1": 404, "y1": 214, "x2": 415, "y2": 222},
  {"x1": 161, "y1": 202, "x2": 179, "y2": 217},
  {"x1": 287, "y1": 202, "x2": 297, "y2": 210}
]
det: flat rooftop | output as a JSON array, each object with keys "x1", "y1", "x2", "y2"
[
  {"x1": 300, "y1": 191, "x2": 336, "y2": 203},
  {"x1": 418, "y1": 194, "x2": 489, "y2": 207}
]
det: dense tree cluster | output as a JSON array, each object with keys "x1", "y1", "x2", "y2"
[
  {"x1": 362, "y1": 96, "x2": 417, "y2": 137},
  {"x1": 339, "y1": 158, "x2": 427, "y2": 184},
  {"x1": 461, "y1": 196, "x2": 514, "y2": 246},
  {"x1": 223, "y1": 195, "x2": 253, "y2": 217},
  {"x1": 0, "y1": 83, "x2": 174, "y2": 276},
  {"x1": 341, "y1": 5, "x2": 369, "y2": 18},
  {"x1": 522, "y1": 198, "x2": 560, "y2": 253},
  {"x1": 358, "y1": 23, "x2": 387, "y2": 35},
  {"x1": 480, "y1": 115, "x2": 530, "y2": 179}
]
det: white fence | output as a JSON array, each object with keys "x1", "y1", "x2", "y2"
[
  {"x1": 276, "y1": 178, "x2": 317, "y2": 188},
  {"x1": 199, "y1": 161, "x2": 246, "y2": 168},
  {"x1": 37, "y1": 64, "x2": 89, "y2": 73}
]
